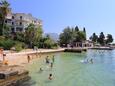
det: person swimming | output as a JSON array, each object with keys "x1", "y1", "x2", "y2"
[
  {"x1": 38, "y1": 68, "x2": 43, "y2": 73},
  {"x1": 49, "y1": 74, "x2": 53, "y2": 80},
  {"x1": 80, "y1": 59, "x2": 88, "y2": 64},
  {"x1": 40, "y1": 68, "x2": 43, "y2": 71},
  {"x1": 50, "y1": 62, "x2": 53, "y2": 68}
]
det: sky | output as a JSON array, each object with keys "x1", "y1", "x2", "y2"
[{"x1": 8, "y1": 0, "x2": 115, "y2": 40}]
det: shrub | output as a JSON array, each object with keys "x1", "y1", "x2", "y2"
[
  {"x1": 52, "y1": 43, "x2": 58, "y2": 49},
  {"x1": 0, "y1": 39, "x2": 15, "y2": 50},
  {"x1": 14, "y1": 42, "x2": 25, "y2": 52}
]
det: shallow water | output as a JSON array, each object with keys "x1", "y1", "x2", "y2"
[{"x1": 21, "y1": 50, "x2": 115, "y2": 86}]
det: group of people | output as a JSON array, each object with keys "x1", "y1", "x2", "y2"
[
  {"x1": 39, "y1": 55, "x2": 55, "y2": 80},
  {"x1": 45, "y1": 56, "x2": 55, "y2": 68},
  {"x1": 46, "y1": 55, "x2": 55, "y2": 80},
  {"x1": 27, "y1": 54, "x2": 55, "y2": 80}
]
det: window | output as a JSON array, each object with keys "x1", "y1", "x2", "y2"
[
  {"x1": 12, "y1": 22, "x2": 14, "y2": 25},
  {"x1": 19, "y1": 22, "x2": 22, "y2": 25},
  {"x1": 11, "y1": 28, "x2": 15, "y2": 33},
  {"x1": 20, "y1": 16, "x2": 22, "y2": 19},
  {"x1": 12, "y1": 16, "x2": 14, "y2": 19},
  {"x1": 5, "y1": 20, "x2": 7, "y2": 23}
]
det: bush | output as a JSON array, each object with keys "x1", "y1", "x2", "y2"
[
  {"x1": 0, "y1": 36, "x2": 5, "y2": 40},
  {"x1": 0, "y1": 39, "x2": 15, "y2": 50},
  {"x1": 36, "y1": 37, "x2": 58, "y2": 49},
  {"x1": 14, "y1": 42, "x2": 25, "y2": 52},
  {"x1": 52, "y1": 43, "x2": 58, "y2": 49},
  {"x1": 0, "y1": 37, "x2": 26, "y2": 51}
]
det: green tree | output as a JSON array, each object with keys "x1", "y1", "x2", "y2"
[
  {"x1": 59, "y1": 26, "x2": 72, "y2": 47},
  {"x1": 3, "y1": 24, "x2": 11, "y2": 38},
  {"x1": 37, "y1": 35, "x2": 58, "y2": 49},
  {"x1": 75, "y1": 31, "x2": 86, "y2": 42},
  {"x1": 14, "y1": 32, "x2": 25, "y2": 42},
  {"x1": 75, "y1": 26, "x2": 79, "y2": 32},
  {"x1": 90, "y1": 33, "x2": 98, "y2": 43},
  {"x1": 0, "y1": 0, "x2": 10, "y2": 36},
  {"x1": 106, "y1": 34, "x2": 113, "y2": 44},
  {"x1": 32, "y1": 25, "x2": 42, "y2": 46},
  {"x1": 44, "y1": 36, "x2": 54, "y2": 48},
  {"x1": 59, "y1": 26, "x2": 86, "y2": 47},
  {"x1": 83, "y1": 27, "x2": 86, "y2": 40},
  {"x1": 25, "y1": 24, "x2": 43, "y2": 48},
  {"x1": 14, "y1": 42, "x2": 25, "y2": 52},
  {"x1": 83, "y1": 27, "x2": 86, "y2": 33},
  {"x1": 98, "y1": 32, "x2": 105, "y2": 45},
  {"x1": 0, "y1": 39, "x2": 15, "y2": 50}
]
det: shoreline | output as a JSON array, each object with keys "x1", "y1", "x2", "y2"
[
  {"x1": 3, "y1": 48, "x2": 65, "y2": 66},
  {"x1": 1, "y1": 47, "x2": 114, "y2": 66}
]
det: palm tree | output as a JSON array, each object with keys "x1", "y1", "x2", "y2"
[{"x1": 0, "y1": 0, "x2": 10, "y2": 36}]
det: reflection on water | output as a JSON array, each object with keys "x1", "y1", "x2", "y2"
[{"x1": 21, "y1": 50, "x2": 115, "y2": 86}]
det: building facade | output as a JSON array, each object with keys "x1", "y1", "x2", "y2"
[
  {"x1": 76, "y1": 40, "x2": 94, "y2": 48},
  {"x1": 5, "y1": 13, "x2": 42, "y2": 33}
]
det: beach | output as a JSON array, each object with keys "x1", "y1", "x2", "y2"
[{"x1": 1, "y1": 48, "x2": 65, "y2": 66}]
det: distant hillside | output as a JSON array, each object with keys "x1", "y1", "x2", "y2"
[{"x1": 44, "y1": 33, "x2": 59, "y2": 42}]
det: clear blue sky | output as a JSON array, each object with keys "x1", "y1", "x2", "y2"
[{"x1": 8, "y1": 0, "x2": 115, "y2": 40}]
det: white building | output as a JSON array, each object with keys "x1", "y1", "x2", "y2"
[
  {"x1": 5, "y1": 13, "x2": 42, "y2": 33},
  {"x1": 76, "y1": 40, "x2": 94, "y2": 48}
]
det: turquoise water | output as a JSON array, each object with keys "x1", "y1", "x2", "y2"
[{"x1": 22, "y1": 50, "x2": 115, "y2": 86}]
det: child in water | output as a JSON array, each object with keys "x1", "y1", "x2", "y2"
[{"x1": 49, "y1": 74, "x2": 53, "y2": 80}]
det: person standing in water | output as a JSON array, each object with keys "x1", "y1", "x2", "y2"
[
  {"x1": 90, "y1": 58, "x2": 93, "y2": 64},
  {"x1": 52, "y1": 55, "x2": 55, "y2": 63},
  {"x1": 27, "y1": 55, "x2": 31, "y2": 63},
  {"x1": 45, "y1": 56, "x2": 50, "y2": 64}
]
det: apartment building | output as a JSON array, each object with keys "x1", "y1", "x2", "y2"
[{"x1": 5, "y1": 13, "x2": 42, "y2": 33}]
